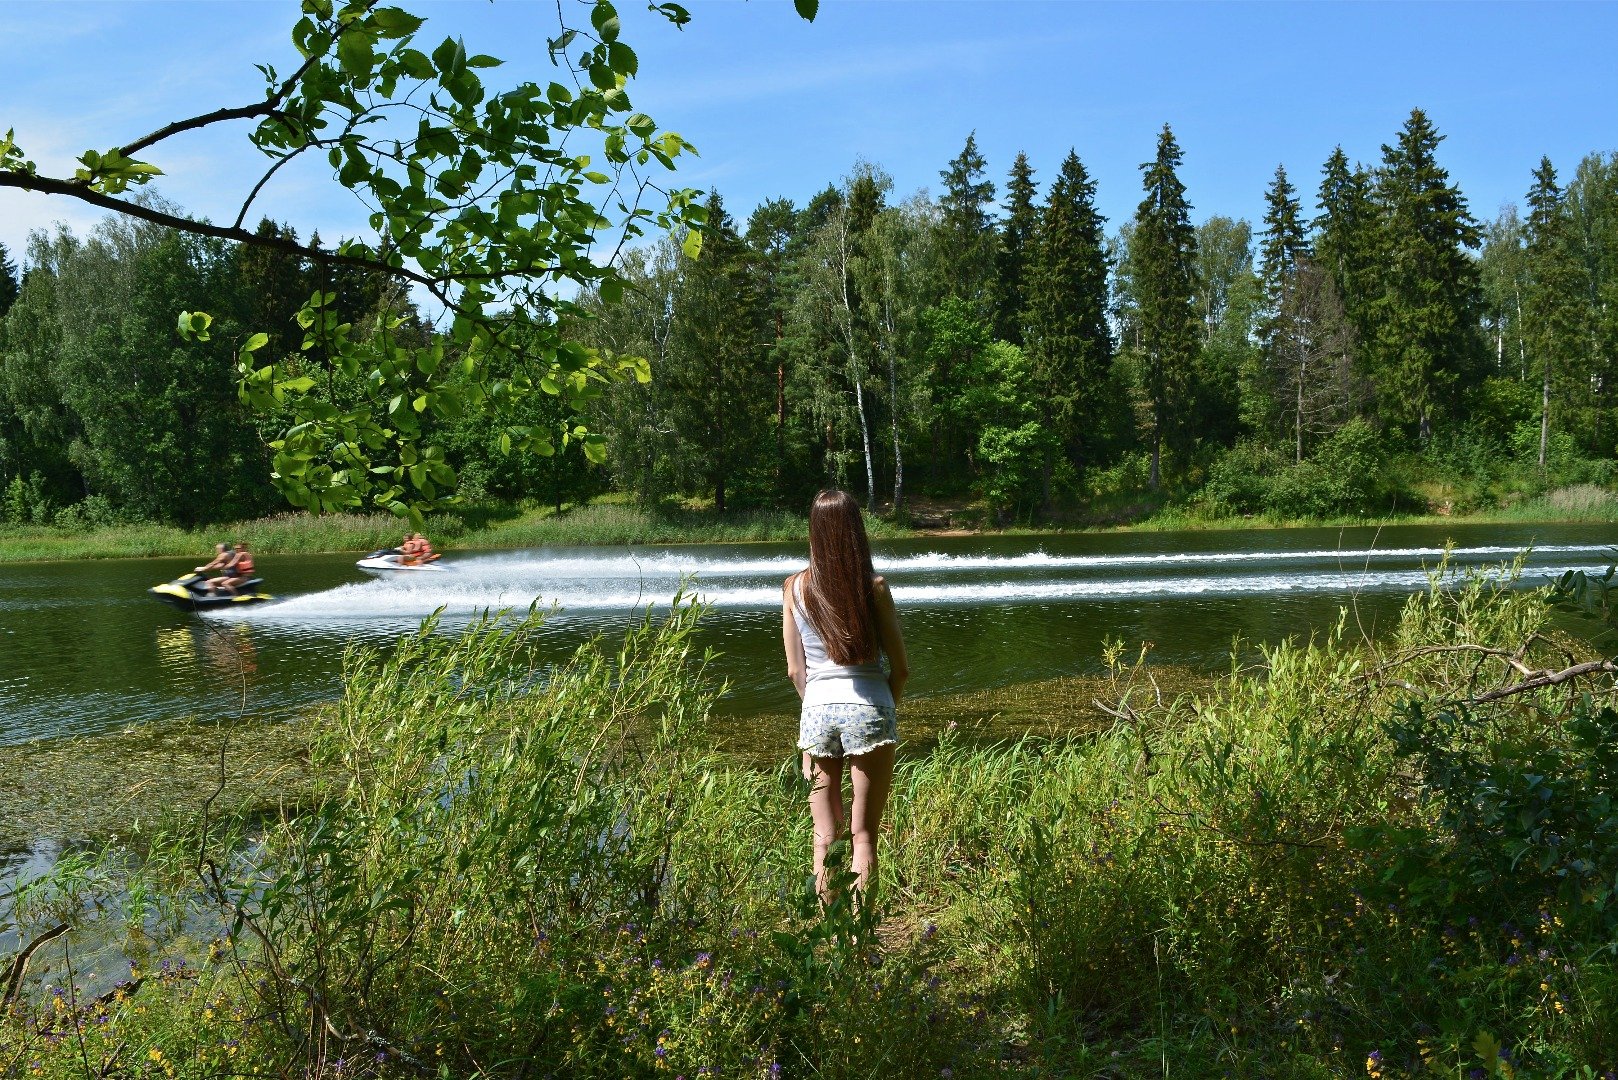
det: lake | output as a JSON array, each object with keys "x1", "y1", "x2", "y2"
[{"x1": 1, "y1": 522, "x2": 1612, "y2": 747}]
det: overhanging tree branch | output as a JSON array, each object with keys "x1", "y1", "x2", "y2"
[{"x1": 0, "y1": 169, "x2": 436, "y2": 287}]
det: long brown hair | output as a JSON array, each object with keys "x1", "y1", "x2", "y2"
[{"x1": 801, "y1": 489, "x2": 877, "y2": 665}]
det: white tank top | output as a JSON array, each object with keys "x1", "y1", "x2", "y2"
[{"x1": 792, "y1": 575, "x2": 895, "y2": 711}]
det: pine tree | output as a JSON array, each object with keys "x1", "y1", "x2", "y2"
[
  {"x1": 0, "y1": 241, "x2": 18, "y2": 320},
  {"x1": 1369, "y1": 108, "x2": 1484, "y2": 442},
  {"x1": 1258, "y1": 164, "x2": 1315, "y2": 449},
  {"x1": 745, "y1": 196, "x2": 801, "y2": 493},
  {"x1": 1259, "y1": 165, "x2": 1310, "y2": 312},
  {"x1": 1025, "y1": 150, "x2": 1112, "y2": 481},
  {"x1": 936, "y1": 132, "x2": 997, "y2": 315},
  {"x1": 1523, "y1": 157, "x2": 1585, "y2": 467},
  {"x1": 1313, "y1": 148, "x2": 1378, "y2": 363},
  {"x1": 1130, "y1": 125, "x2": 1200, "y2": 489},
  {"x1": 995, "y1": 152, "x2": 1038, "y2": 344},
  {"x1": 667, "y1": 192, "x2": 770, "y2": 511}
]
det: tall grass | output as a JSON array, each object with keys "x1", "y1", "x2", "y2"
[
  {"x1": 0, "y1": 503, "x2": 916, "y2": 562},
  {"x1": 6, "y1": 567, "x2": 1618, "y2": 1076}
]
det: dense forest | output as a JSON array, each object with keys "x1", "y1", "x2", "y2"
[{"x1": 2, "y1": 108, "x2": 1615, "y2": 527}]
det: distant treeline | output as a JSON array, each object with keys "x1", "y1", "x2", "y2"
[{"x1": 2, "y1": 110, "x2": 1616, "y2": 526}]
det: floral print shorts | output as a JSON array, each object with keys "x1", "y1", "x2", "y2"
[{"x1": 798, "y1": 703, "x2": 898, "y2": 759}]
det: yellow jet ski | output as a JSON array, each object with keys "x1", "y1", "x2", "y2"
[{"x1": 149, "y1": 572, "x2": 273, "y2": 611}]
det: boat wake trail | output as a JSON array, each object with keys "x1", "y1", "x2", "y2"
[{"x1": 213, "y1": 541, "x2": 1608, "y2": 631}]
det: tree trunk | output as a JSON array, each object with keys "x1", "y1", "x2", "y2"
[
  {"x1": 775, "y1": 310, "x2": 785, "y2": 483},
  {"x1": 1149, "y1": 415, "x2": 1162, "y2": 492},
  {"x1": 887, "y1": 347, "x2": 903, "y2": 516},
  {"x1": 1296, "y1": 373, "x2": 1304, "y2": 465},
  {"x1": 715, "y1": 475, "x2": 726, "y2": 513},
  {"x1": 834, "y1": 218, "x2": 874, "y2": 511},
  {"x1": 854, "y1": 371, "x2": 875, "y2": 512},
  {"x1": 1539, "y1": 363, "x2": 1550, "y2": 470}
]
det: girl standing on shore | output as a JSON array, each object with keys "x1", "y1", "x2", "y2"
[{"x1": 782, "y1": 489, "x2": 909, "y2": 903}]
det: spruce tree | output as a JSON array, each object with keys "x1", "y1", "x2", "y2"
[
  {"x1": 995, "y1": 152, "x2": 1039, "y2": 344},
  {"x1": 1025, "y1": 150, "x2": 1111, "y2": 482},
  {"x1": 1523, "y1": 157, "x2": 1584, "y2": 466},
  {"x1": 1130, "y1": 125, "x2": 1200, "y2": 489},
  {"x1": 667, "y1": 192, "x2": 770, "y2": 511},
  {"x1": 1258, "y1": 164, "x2": 1314, "y2": 446},
  {"x1": 1259, "y1": 165, "x2": 1310, "y2": 311},
  {"x1": 745, "y1": 197, "x2": 800, "y2": 492},
  {"x1": 936, "y1": 132, "x2": 998, "y2": 315},
  {"x1": 1369, "y1": 108, "x2": 1484, "y2": 442},
  {"x1": 1313, "y1": 148, "x2": 1378, "y2": 364},
  {"x1": 0, "y1": 241, "x2": 18, "y2": 320}
]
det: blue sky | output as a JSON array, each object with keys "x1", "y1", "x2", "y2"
[{"x1": 1, "y1": 0, "x2": 1614, "y2": 267}]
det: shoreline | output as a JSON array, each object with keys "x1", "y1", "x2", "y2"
[{"x1": 1, "y1": 494, "x2": 1614, "y2": 564}]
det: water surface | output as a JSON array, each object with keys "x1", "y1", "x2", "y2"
[{"x1": 1, "y1": 522, "x2": 1610, "y2": 747}]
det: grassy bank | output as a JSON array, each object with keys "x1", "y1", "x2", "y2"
[
  {"x1": 0, "y1": 503, "x2": 902, "y2": 563},
  {"x1": 6, "y1": 568, "x2": 1618, "y2": 1077},
  {"x1": 2, "y1": 484, "x2": 1615, "y2": 563}
]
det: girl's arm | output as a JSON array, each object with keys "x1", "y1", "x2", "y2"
[
  {"x1": 784, "y1": 575, "x2": 813, "y2": 780},
  {"x1": 872, "y1": 576, "x2": 909, "y2": 705},
  {"x1": 783, "y1": 574, "x2": 807, "y2": 699}
]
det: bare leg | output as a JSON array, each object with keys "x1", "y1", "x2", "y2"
[
  {"x1": 847, "y1": 742, "x2": 896, "y2": 900},
  {"x1": 807, "y1": 754, "x2": 845, "y2": 904}
]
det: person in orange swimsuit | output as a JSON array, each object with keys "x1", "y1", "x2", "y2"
[{"x1": 210, "y1": 542, "x2": 257, "y2": 594}]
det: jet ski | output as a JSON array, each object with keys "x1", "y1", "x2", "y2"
[
  {"x1": 149, "y1": 572, "x2": 273, "y2": 611},
  {"x1": 356, "y1": 548, "x2": 447, "y2": 571}
]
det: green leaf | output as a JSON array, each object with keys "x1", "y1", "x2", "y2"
[
  {"x1": 682, "y1": 229, "x2": 702, "y2": 260},
  {"x1": 397, "y1": 47, "x2": 434, "y2": 79},
  {"x1": 337, "y1": 28, "x2": 375, "y2": 77},
  {"x1": 1472, "y1": 1031, "x2": 1502, "y2": 1075},
  {"x1": 370, "y1": 7, "x2": 425, "y2": 38},
  {"x1": 651, "y1": 3, "x2": 691, "y2": 27},
  {"x1": 607, "y1": 41, "x2": 637, "y2": 76},
  {"x1": 177, "y1": 310, "x2": 213, "y2": 342},
  {"x1": 590, "y1": 1, "x2": 621, "y2": 42},
  {"x1": 240, "y1": 332, "x2": 271, "y2": 354},
  {"x1": 431, "y1": 35, "x2": 466, "y2": 76},
  {"x1": 793, "y1": 0, "x2": 818, "y2": 21},
  {"x1": 599, "y1": 276, "x2": 623, "y2": 305}
]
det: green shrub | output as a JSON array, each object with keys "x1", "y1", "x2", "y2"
[{"x1": 1199, "y1": 439, "x2": 1286, "y2": 515}]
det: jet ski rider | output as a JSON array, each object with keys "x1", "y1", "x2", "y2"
[
  {"x1": 209, "y1": 542, "x2": 257, "y2": 594},
  {"x1": 196, "y1": 543, "x2": 233, "y2": 577},
  {"x1": 401, "y1": 533, "x2": 438, "y2": 566}
]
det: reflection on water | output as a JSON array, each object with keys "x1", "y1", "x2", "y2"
[
  {"x1": 156, "y1": 624, "x2": 259, "y2": 686},
  {"x1": 0, "y1": 523, "x2": 1612, "y2": 746}
]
